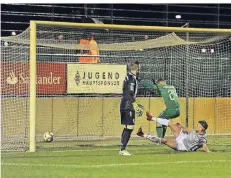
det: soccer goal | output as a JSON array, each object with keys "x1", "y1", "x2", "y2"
[{"x1": 1, "y1": 21, "x2": 231, "y2": 152}]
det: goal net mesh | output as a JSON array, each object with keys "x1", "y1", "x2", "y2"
[{"x1": 1, "y1": 24, "x2": 231, "y2": 151}]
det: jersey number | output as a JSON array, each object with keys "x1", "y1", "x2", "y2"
[{"x1": 168, "y1": 90, "x2": 177, "y2": 101}]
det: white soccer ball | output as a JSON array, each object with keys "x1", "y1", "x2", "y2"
[{"x1": 43, "y1": 132, "x2": 54, "y2": 142}]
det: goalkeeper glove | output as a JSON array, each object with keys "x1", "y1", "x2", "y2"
[{"x1": 132, "y1": 102, "x2": 144, "y2": 117}]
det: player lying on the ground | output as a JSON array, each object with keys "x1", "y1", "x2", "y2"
[
  {"x1": 143, "y1": 78, "x2": 180, "y2": 138},
  {"x1": 119, "y1": 61, "x2": 144, "y2": 156},
  {"x1": 136, "y1": 111, "x2": 210, "y2": 152}
]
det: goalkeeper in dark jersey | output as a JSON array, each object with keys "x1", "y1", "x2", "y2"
[
  {"x1": 119, "y1": 61, "x2": 144, "y2": 156},
  {"x1": 143, "y1": 78, "x2": 180, "y2": 138}
]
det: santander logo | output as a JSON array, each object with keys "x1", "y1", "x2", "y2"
[
  {"x1": 6, "y1": 71, "x2": 62, "y2": 85},
  {"x1": 2, "y1": 62, "x2": 66, "y2": 94},
  {"x1": 6, "y1": 71, "x2": 18, "y2": 85}
]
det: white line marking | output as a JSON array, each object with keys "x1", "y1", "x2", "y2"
[
  {"x1": 52, "y1": 147, "x2": 154, "y2": 152},
  {"x1": 53, "y1": 148, "x2": 119, "y2": 152},
  {"x1": 2, "y1": 160, "x2": 231, "y2": 168},
  {"x1": 1, "y1": 147, "x2": 154, "y2": 154}
]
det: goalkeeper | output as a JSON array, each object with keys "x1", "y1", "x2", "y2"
[
  {"x1": 119, "y1": 61, "x2": 144, "y2": 156},
  {"x1": 143, "y1": 78, "x2": 180, "y2": 138}
]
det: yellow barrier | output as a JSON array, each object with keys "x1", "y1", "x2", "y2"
[{"x1": 1, "y1": 97, "x2": 230, "y2": 138}]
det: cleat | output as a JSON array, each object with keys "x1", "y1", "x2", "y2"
[
  {"x1": 119, "y1": 150, "x2": 131, "y2": 156},
  {"x1": 146, "y1": 111, "x2": 153, "y2": 121},
  {"x1": 137, "y1": 127, "x2": 144, "y2": 137}
]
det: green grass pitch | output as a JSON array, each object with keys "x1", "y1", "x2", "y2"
[{"x1": 2, "y1": 145, "x2": 231, "y2": 178}]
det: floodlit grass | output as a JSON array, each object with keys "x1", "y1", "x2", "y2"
[{"x1": 2, "y1": 145, "x2": 231, "y2": 178}]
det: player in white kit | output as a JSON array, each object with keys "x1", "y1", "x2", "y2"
[{"x1": 137, "y1": 111, "x2": 210, "y2": 152}]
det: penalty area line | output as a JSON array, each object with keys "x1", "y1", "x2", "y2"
[{"x1": 2, "y1": 160, "x2": 231, "y2": 168}]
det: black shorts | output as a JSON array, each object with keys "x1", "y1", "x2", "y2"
[{"x1": 120, "y1": 110, "x2": 135, "y2": 125}]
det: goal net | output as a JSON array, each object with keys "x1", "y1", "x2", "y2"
[{"x1": 1, "y1": 22, "x2": 231, "y2": 151}]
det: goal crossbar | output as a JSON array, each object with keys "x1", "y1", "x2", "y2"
[{"x1": 32, "y1": 20, "x2": 231, "y2": 33}]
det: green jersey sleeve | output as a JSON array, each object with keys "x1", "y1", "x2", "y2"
[{"x1": 142, "y1": 80, "x2": 158, "y2": 90}]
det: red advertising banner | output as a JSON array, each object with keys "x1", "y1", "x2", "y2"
[
  {"x1": 1, "y1": 62, "x2": 66, "y2": 94},
  {"x1": 37, "y1": 63, "x2": 66, "y2": 94}
]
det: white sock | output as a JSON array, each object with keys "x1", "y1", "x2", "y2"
[
  {"x1": 143, "y1": 134, "x2": 148, "y2": 138},
  {"x1": 143, "y1": 134, "x2": 152, "y2": 140},
  {"x1": 144, "y1": 134, "x2": 161, "y2": 143},
  {"x1": 151, "y1": 117, "x2": 169, "y2": 126},
  {"x1": 151, "y1": 117, "x2": 157, "y2": 121}
]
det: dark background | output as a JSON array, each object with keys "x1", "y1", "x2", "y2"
[{"x1": 1, "y1": 4, "x2": 231, "y2": 36}]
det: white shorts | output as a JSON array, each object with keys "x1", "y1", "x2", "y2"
[{"x1": 176, "y1": 129, "x2": 188, "y2": 151}]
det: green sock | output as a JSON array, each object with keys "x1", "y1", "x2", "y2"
[{"x1": 156, "y1": 126, "x2": 163, "y2": 138}]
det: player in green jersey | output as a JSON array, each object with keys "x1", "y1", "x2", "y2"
[{"x1": 143, "y1": 78, "x2": 180, "y2": 138}]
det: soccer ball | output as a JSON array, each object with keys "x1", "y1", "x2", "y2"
[{"x1": 43, "y1": 132, "x2": 54, "y2": 142}]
